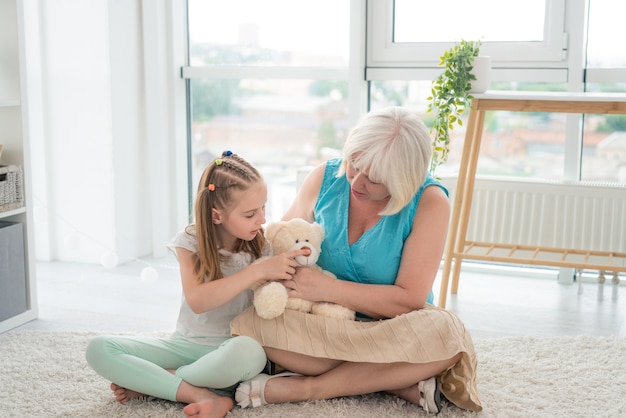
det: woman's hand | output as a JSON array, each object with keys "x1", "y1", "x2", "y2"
[{"x1": 282, "y1": 267, "x2": 333, "y2": 302}]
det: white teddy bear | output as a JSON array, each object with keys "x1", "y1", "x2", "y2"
[{"x1": 252, "y1": 218, "x2": 355, "y2": 321}]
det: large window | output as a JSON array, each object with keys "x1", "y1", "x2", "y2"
[
  {"x1": 184, "y1": 0, "x2": 626, "y2": 221},
  {"x1": 366, "y1": 0, "x2": 625, "y2": 184},
  {"x1": 185, "y1": 0, "x2": 352, "y2": 222}
]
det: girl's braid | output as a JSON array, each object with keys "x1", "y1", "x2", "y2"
[
  {"x1": 218, "y1": 151, "x2": 259, "y2": 182},
  {"x1": 190, "y1": 150, "x2": 265, "y2": 284}
]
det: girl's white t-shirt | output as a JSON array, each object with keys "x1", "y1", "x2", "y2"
[{"x1": 167, "y1": 226, "x2": 270, "y2": 346}]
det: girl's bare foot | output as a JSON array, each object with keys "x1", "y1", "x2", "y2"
[
  {"x1": 182, "y1": 395, "x2": 234, "y2": 418},
  {"x1": 177, "y1": 380, "x2": 234, "y2": 418},
  {"x1": 110, "y1": 383, "x2": 146, "y2": 403}
]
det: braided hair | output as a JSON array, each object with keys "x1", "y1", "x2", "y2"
[{"x1": 186, "y1": 151, "x2": 266, "y2": 283}]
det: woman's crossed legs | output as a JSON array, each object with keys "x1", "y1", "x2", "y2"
[{"x1": 183, "y1": 347, "x2": 461, "y2": 417}]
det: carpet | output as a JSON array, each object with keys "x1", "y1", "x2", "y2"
[{"x1": 1, "y1": 331, "x2": 625, "y2": 418}]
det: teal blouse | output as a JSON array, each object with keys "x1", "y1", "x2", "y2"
[{"x1": 314, "y1": 158, "x2": 448, "y2": 306}]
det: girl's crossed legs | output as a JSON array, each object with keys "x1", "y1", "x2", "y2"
[{"x1": 86, "y1": 335, "x2": 265, "y2": 417}]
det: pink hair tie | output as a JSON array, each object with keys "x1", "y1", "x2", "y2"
[{"x1": 207, "y1": 184, "x2": 216, "y2": 191}]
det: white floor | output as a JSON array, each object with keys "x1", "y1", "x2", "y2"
[
  {"x1": 18, "y1": 255, "x2": 182, "y2": 333},
  {"x1": 8, "y1": 256, "x2": 626, "y2": 338}
]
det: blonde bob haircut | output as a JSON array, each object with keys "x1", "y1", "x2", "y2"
[{"x1": 338, "y1": 106, "x2": 432, "y2": 216}]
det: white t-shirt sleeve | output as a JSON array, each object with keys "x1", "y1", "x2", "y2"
[{"x1": 167, "y1": 226, "x2": 198, "y2": 257}]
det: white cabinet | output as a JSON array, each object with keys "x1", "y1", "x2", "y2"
[{"x1": 0, "y1": 0, "x2": 38, "y2": 333}]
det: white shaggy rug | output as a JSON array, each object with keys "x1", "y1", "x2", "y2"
[{"x1": 1, "y1": 331, "x2": 625, "y2": 418}]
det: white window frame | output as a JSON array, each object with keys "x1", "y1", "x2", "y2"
[{"x1": 366, "y1": 0, "x2": 568, "y2": 81}]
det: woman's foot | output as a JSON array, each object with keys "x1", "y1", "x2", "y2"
[
  {"x1": 417, "y1": 377, "x2": 442, "y2": 414},
  {"x1": 182, "y1": 395, "x2": 234, "y2": 418},
  {"x1": 387, "y1": 377, "x2": 442, "y2": 414},
  {"x1": 110, "y1": 383, "x2": 146, "y2": 403},
  {"x1": 235, "y1": 372, "x2": 302, "y2": 408}
]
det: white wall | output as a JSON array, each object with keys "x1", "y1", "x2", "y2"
[{"x1": 24, "y1": 0, "x2": 188, "y2": 264}]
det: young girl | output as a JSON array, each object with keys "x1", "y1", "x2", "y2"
[{"x1": 86, "y1": 151, "x2": 307, "y2": 417}]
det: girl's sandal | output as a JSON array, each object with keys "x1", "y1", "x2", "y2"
[{"x1": 235, "y1": 371, "x2": 301, "y2": 408}]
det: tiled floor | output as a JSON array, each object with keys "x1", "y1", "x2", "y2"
[{"x1": 9, "y1": 256, "x2": 626, "y2": 338}]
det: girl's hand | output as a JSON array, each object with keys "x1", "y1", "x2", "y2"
[{"x1": 254, "y1": 249, "x2": 309, "y2": 281}]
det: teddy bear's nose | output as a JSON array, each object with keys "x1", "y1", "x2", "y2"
[{"x1": 301, "y1": 246, "x2": 312, "y2": 256}]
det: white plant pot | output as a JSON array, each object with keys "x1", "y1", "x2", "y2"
[{"x1": 469, "y1": 56, "x2": 491, "y2": 94}]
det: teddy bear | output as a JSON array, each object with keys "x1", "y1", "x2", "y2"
[{"x1": 252, "y1": 218, "x2": 355, "y2": 321}]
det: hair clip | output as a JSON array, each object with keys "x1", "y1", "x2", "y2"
[
  {"x1": 224, "y1": 150, "x2": 233, "y2": 156},
  {"x1": 207, "y1": 184, "x2": 216, "y2": 191},
  {"x1": 215, "y1": 159, "x2": 223, "y2": 166}
]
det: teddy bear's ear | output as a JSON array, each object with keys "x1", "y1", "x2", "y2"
[
  {"x1": 265, "y1": 221, "x2": 286, "y2": 242},
  {"x1": 312, "y1": 222, "x2": 324, "y2": 241}
]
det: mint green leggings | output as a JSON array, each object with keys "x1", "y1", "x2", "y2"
[{"x1": 85, "y1": 335, "x2": 266, "y2": 402}]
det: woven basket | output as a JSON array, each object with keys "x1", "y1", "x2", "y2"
[{"x1": 0, "y1": 165, "x2": 24, "y2": 213}]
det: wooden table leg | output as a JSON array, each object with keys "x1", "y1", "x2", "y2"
[
  {"x1": 438, "y1": 100, "x2": 481, "y2": 307},
  {"x1": 451, "y1": 107, "x2": 486, "y2": 294}
]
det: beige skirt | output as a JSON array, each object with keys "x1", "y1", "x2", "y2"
[{"x1": 231, "y1": 305, "x2": 482, "y2": 412}]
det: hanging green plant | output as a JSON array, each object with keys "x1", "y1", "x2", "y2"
[{"x1": 427, "y1": 40, "x2": 482, "y2": 175}]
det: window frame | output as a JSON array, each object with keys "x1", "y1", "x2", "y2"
[
  {"x1": 367, "y1": 0, "x2": 567, "y2": 67},
  {"x1": 181, "y1": 0, "x2": 626, "y2": 192}
]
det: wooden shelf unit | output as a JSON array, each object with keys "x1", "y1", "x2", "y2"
[{"x1": 438, "y1": 91, "x2": 626, "y2": 308}]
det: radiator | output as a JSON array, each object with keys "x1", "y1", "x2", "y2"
[{"x1": 440, "y1": 176, "x2": 626, "y2": 254}]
